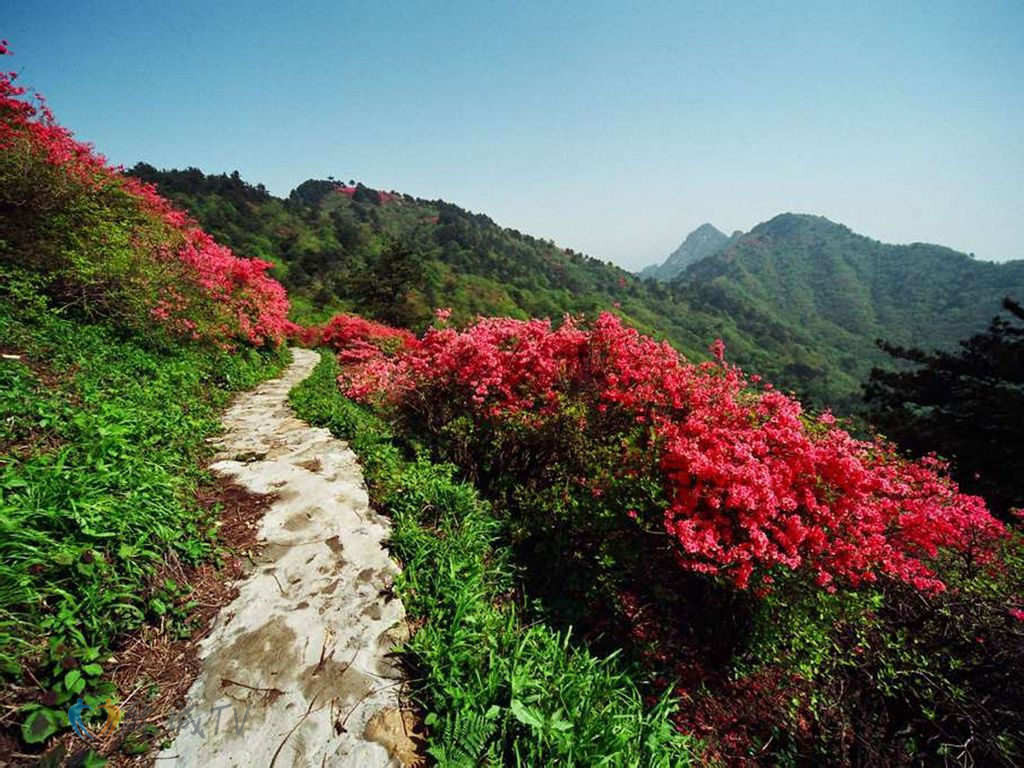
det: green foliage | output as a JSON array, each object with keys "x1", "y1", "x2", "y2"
[
  {"x1": 743, "y1": 545, "x2": 1024, "y2": 766},
  {"x1": 1, "y1": 151, "x2": 194, "y2": 345},
  {"x1": 674, "y1": 214, "x2": 1024, "y2": 410},
  {"x1": 427, "y1": 707, "x2": 499, "y2": 766},
  {"x1": 147, "y1": 578, "x2": 200, "y2": 639},
  {"x1": 125, "y1": 165, "x2": 712, "y2": 353},
  {"x1": 289, "y1": 352, "x2": 700, "y2": 767},
  {"x1": 21, "y1": 709, "x2": 59, "y2": 744},
  {"x1": 867, "y1": 297, "x2": 1024, "y2": 519},
  {"x1": 0, "y1": 267, "x2": 286, "y2": 734}
]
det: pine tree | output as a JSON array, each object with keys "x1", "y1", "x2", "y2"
[{"x1": 866, "y1": 297, "x2": 1024, "y2": 520}]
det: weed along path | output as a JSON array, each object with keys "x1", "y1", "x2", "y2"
[{"x1": 158, "y1": 348, "x2": 416, "y2": 767}]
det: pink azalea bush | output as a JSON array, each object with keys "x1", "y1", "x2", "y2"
[
  {"x1": 310, "y1": 313, "x2": 418, "y2": 362},
  {"x1": 0, "y1": 41, "x2": 291, "y2": 347},
  {"x1": 336, "y1": 311, "x2": 1005, "y2": 592}
]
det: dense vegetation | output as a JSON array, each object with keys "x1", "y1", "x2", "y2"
[
  {"x1": 128, "y1": 166, "x2": 1024, "y2": 412},
  {"x1": 675, "y1": 214, "x2": 1024, "y2": 407},
  {"x1": 291, "y1": 354, "x2": 700, "y2": 767},
  {"x1": 0, "y1": 133, "x2": 290, "y2": 348},
  {"x1": 321, "y1": 311, "x2": 1024, "y2": 765},
  {"x1": 125, "y1": 164, "x2": 658, "y2": 333},
  {"x1": 0, "y1": 270, "x2": 286, "y2": 750},
  {"x1": 0, "y1": 42, "x2": 289, "y2": 758},
  {"x1": 867, "y1": 297, "x2": 1024, "y2": 521}
]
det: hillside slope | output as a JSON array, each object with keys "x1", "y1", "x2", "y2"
[
  {"x1": 126, "y1": 165, "x2": 648, "y2": 329},
  {"x1": 677, "y1": 213, "x2": 1024, "y2": 405},
  {"x1": 0, "y1": 46, "x2": 292, "y2": 761},
  {"x1": 125, "y1": 165, "x2": 753, "y2": 368}
]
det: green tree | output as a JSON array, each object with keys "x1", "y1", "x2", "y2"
[
  {"x1": 355, "y1": 240, "x2": 429, "y2": 327},
  {"x1": 866, "y1": 297, "x2": 1024, "y2": 520}
]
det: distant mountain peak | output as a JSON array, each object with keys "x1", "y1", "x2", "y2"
[
  {"x1": 640, "y1": 223, "x2": 737, "y2": 281},
  {"x1": 692, "y1": 222, "x2": 725, "y2": 235}
]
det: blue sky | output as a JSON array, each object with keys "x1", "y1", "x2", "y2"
[{"x1": 6, "y1": 1, "x2": 1023, "y2": 269}]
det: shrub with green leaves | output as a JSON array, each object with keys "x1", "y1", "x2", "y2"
[
  {"x1": 739, "y1": 545, "x2": 1024, "y2": 766},
  {"x1": 0, "y1": 44, "x2": 293, "y2": 349}
]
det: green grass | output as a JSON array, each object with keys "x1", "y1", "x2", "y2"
[
  {"x1": 0, "y1": 267, "x2": 288, "y2": 743},
  {"x1": 289, "y1": 351, "x2": 699, "y2": 767}
]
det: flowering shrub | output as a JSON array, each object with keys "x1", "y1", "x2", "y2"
[
  {"x1": 314, "y1": 313, "x2": 418, "y2": 363},
  {"x1": 338, "y1": 311, "x2": 1005, "y2": 593},
  {"x1": 0, "y1": 41, "x2": 291, "y2": 346},
  {"x1": 333, "y1": 309, "x2": 1021, "y2": 761},
  {"x1": 122, "y1": 177, "x2": 293, "y2": 346}
]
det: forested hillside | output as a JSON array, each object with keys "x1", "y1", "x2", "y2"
[
  {"x1": 126, "y1": 165, "x2": 652, "y2": 329},
  {"x1": 127, "y1": 167, "x2": 1024, "y2": 412},
  {"x1": 674, "y1": 213, "x2": 1024, "y2": 405},
  {"x1": 131, "y1": 165, "x2": 828, "y2": 399}
]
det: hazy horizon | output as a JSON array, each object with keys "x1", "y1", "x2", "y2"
[{"x1": 7, "y1": 1, "x2": 1022, "y2": 270}]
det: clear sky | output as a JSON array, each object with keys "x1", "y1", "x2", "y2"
[{"x1": 6, "y1": 1, "x2": 1023, "y2": 269}]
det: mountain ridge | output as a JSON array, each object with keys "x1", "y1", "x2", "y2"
[
  {"x1": 126, "y1": 165, "x2": 1024, "y2": 411},
  {"x1": 674, "y1": 211, "x2": 1024, "y2": 403}
]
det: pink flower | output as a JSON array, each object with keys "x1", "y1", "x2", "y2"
[
  {"x1": 0, "y1": 43, "x2": 292, "y2": 348},
  {"x1": 709, "y1": 338, "x2": 726, "y2": 363},
  {"x1": 336, "y1": 310, "x2": 1006, "y2": 594}
]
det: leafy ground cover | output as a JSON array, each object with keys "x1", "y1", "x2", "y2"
[
  {"x1": 290, "y1": 352, "x2": 700, "y2": 767},
  {"x1": 0, "y1": 269, "x2": 287, "y2": 757}
]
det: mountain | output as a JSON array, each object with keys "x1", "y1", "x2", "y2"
[
  {"x1": 639, "y1": 223, "x2": 737, "y2": 281},
  {"x1": 126, "y1": 166, "x2": 1024, "y2": 413},
  {"x1": 674, "y1": 213, "x2": 1024, "y2": 407}
]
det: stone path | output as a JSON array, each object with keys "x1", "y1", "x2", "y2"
[{"x1": 157, "y1": 348, "x2": 414, "y2": 767}]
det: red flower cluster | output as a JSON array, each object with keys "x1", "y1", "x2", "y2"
[
  {"x1": 341, "y1": 314, "x2": 588, "y2": 415},
  {"x1": 0, "y1": 42, "x2": 291, "y2": 347},
  {"x1": 122, "y1": 176, "x2": 292, "y2": 346},
  {"x1": 338, "y1": 311, "x2": 1005, "y2": 592},
  {"x1": 0, "y1": 41, "x2": 108, "y2": 184},
  {"x1": 311, "y1": 313, "x2": 417, "y2": 363}
]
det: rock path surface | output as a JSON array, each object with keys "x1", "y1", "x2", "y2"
[{"x1": 158, "y1": 348, "x2": 412, "y2": 767}]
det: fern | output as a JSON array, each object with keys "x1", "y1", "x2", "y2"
[{"x1": 427, "y1": 709, "x2": 499, "y2": 767}]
